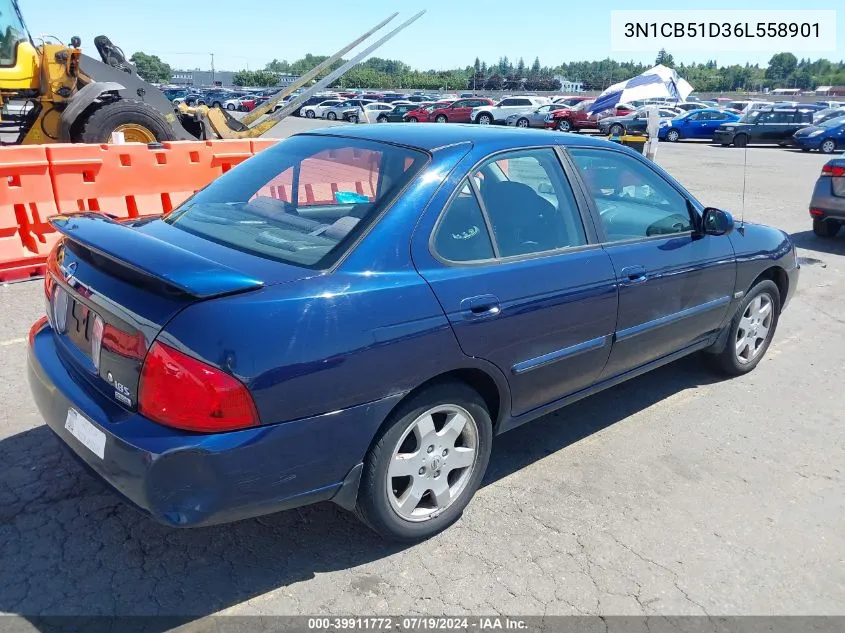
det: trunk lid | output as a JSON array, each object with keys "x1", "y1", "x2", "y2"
[{"x1": 46, "y1": 213, "x2": 315, "y2": 413}]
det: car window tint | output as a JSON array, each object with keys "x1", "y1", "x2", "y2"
[
  {"x1": 569, "y1": 148, "x2": 693, "y2": 243},
  {"x1": 433, "y1": 182, "x2": 495, "y2": 262},
  {"x1": 686, "y1": 112, "x2": 702, "y2": 121},
  {"x1": 499, "y1": 99, "x2": 515, "y2": 106},
  {"x1": 472, "y1": 149, "x2": 587, "y2": 258}
]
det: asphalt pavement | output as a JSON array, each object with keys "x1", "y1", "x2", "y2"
[{"x1": 0, "y1": 135, "x2": 843, "y2": 626}]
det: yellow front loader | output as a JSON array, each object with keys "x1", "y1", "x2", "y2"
[{"x1": 0, "y1": 0, "x2": 423, "y2": 144}]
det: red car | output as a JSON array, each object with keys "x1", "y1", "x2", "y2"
[
  {"x1": 403, "y1": 101, "x2": 453, "y2": 123},
  {"x1": 429, "y1": 97, "x2": 494, "y2": 123},
  {"x1": 546, "y1": 100, "x2": 636, "y2": 132},
  {"x1": 553, "y1": 96, "x2": 592, "y2": 108}
]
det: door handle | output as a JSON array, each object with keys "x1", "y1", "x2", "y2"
[
  {"x1": 620, "y1": 265, "x2": 648, "y2": 285},
  {"x1": 460, "y1": 295, "x2": 501, "y2": 320}
]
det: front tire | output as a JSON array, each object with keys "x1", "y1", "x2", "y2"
[
  {"x1": 516, "y1": 118, "x2": 529, "y2": 128},
  {"x1": 326, "y1": 111, "x2": 337, "y2": 120},
  {"x1": 706, "y1": 280, "x2": 780, "y2": 376},
  {"x1": 76, "y1": 99, "x2": 175, "y2": 144},
  {"x1": 355, "y1": 383, "x2": 493, "y2": 541},
  {"x1": 666, "y1": 129, "x2": 680, "y2": 142},
  {"x1": 733, "y1": 134, "x2": 748, "y2": 148},
  {"x1": 813, "y1": 218, "x2": 841, "y2": 237},
  {"x1": 609, "y1": 123, "x2": 624, "y2": 136},
  {"x1": 435, "y1": 114, "x2": 448, "y2": 123},
  {"x1": 407, "y1": 116, "x2": 419, "y2": 123},
  {"x1": 820, "y1": 139, "x2": 837, "y2": 154},
  {"x1": 226, "y1": 103, "x2": 236, "y2": 111},
  {"x1": 476, "y1": 113, "x2": 493, "y2": 125}
]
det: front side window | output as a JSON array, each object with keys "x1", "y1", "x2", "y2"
[
  {"x1": 164, "y1": 136, "x2": 428, "y2": 269},
  {"x1": 569, "y1": 148, "x2": 694, "y2": 242},
  {"x1": 0, "y1": 0, "x2": 28, "y2": 66}
]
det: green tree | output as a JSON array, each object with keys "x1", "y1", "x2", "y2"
[
  {"x1": 530, "y1": 57, "x2": 541, "y2": 76},
  {"x1": 130, "y1": 52, "x2": 172, "y2": 84},
  {"x1": 232, "y1": 70, "x2": 280, "y2": 87},
  {"x1": 655, "y1": 49, "x2": 674, "y2": 68},
  {"x1": 516, "y1": 57, "x2": 526, "y2": 77},
  {"x1": 766, "y1": 52, "x2": 798, "y2": 83},
  {"x1": 265, "y1": 59, "x2": 290, "y2": 73},
  {"x1": 485, "y1": 73, "x2": 503, "y2": 90}
]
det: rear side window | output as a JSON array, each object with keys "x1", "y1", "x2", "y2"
[
  {"x1": 164, "y1": 136, "x2": 428, "y2": 269},
  {"x1": 433, "y1": 183, "x2": 495, "y2": 262}
]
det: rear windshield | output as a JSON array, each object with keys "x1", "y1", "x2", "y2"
[{"x1": 164, "y1": 135, "x2": 429, "y2": 269}]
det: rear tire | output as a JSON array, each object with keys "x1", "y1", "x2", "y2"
[
  {"x1": 476, "y1": 113, "x2": 493, "y2": 125},
  {"x1": 355, "y1": 383, "x2": 493, "y2": 542},
  {"x1": 435, "y1": 114, "x2": 448, "y2": 123},
  {"x1": 705, "y1": 280, "x2": 780, "y2": 376},
  {"x1": 76, "y1": 99, "x2": 175, "y2": 144},
  {"x1": 733, "y1": 134, "x2": 747, "y2": 148},
  {"x1": 305, "y1": 110, "x2": 316, "y2": 119},
  {"x1": 226, "y1": 103, "x2": 236, "y2": 111},
  {"x1": 516, "y1": 118, "x2": 529, "y2": 128},
  {"x1": 609, "y1": 123, "x2": 624, "y2": 136},
  {"x1": 813, "y1": 218, "x2": 841, "y2": 237}
]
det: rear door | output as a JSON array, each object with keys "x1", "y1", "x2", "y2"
[
  {"x1": 447, "y1": 100, "x2": 473, "y2": 122},
  {"x1": 413, "y1": 148, "x2": 618, "y2": 416},
  {"x1": 567, "y1": 147, "x2": 736, "y2": 378}
]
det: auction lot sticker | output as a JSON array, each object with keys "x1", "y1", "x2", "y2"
[{"x1": 610, "y1": 10, "x2": 837, "y2": 52}]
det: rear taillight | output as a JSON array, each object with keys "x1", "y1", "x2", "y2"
[
  {"x1": 810, "y1": 208, "x2": 825, "y2": 217},
  {"x1": 821, "y1": 164, "x2": 845, "y2": 177},
  {"x1": 139, "y1": 341, "x2": 259, "y2": 432},
  {"x1": 29, "y1": 316, "x2": 48, "y2": 346},
  {"x1": 102, "y1": 324, "x2": 146, "y2": 360}
]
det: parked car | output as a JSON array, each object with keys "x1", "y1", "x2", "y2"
[
  {"x1": 792, "y1": 115, "x2": 845, "y2": 154},
  {"x1": 322, "y1": 99, "x2": 375, "y2": 121},
  {"x1": 553, "y1": 96, "x2": 591, "y2": 108},
  {"x1": 659, "y1": 109, "x2": 741, "y2": 142},
  {"x1": 381, "y1": 93, "x2": 410, "y2": 103},
  {"x1": 406, "y1": 94, "x2": 436, "y2": 103},
  {"x1": 598, "y1": 108, "x2": 680, "y2": 136},
  {"x1": 344, "y1": 102, "x2": 395, "y2": 123},
  {"x1": 713, "y1": 107, "x2": 815, "y2": 147},
  {"x1": 162, "y1": 88, "x2": 188, "y2": 102},
  {"x1": 471, "y1": 96, "x2": 551, "y2": 125},
  {"x1": 29, "y1": 125, "x2": 799, "y2": 542},
  {"x1": 403, "y1": 103, "x2": 438, "y2": 123},
  {"x1": 674, "y1": 102, "x2": 709, "y2": 113},
  {"x1": 813, "y1": 107, "x2": 845, "y2": 125},
  {"x1": 545, "y1": 99, "x2": 598, "y2": 132},
  {"x1": 459, "y1": 93, "x2": 475, "y2": 98},
  {"x1": 301, "y1": 99, "x2": 344, "y2": 119},
  {"x1": 376, "y1": 103, "x2": 419, "y2": 122},
  {"x1": 506, "y1": 104, "x2": 572, "y2": 128},
  {"x1": 287, "y1": 95, "x2": 335, "y2": 117},
  {"x1": 430, "y1": 98, "x2": 495, "y2": 123},
  {"x1": 203, "y1": 91, "x2": 235, "y2": 109},
  {"x1": 223, "y1": 96, "x2": 252, "y2": 112},
  {"x1": 808, "y1": 155, "x2": 845, "y2": 237}
]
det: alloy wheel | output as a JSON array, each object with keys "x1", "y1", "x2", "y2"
[{"x1": 735, "y1": 293, "x2": 773, "y2": 364}]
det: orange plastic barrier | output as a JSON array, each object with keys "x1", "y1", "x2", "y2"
[
  {"x1": 0, "y1": 137, "x2": 356, "y2": 283},
  {"x1": 0, "y1": 146, "x2": 60, "y2": 281}
]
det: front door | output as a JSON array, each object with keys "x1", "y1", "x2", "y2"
[
  {"x1": 567, "y1": 147, "x2": 737, "y2": 379},
  {"x1": 413, "y1": 148, "x2": 618, "y2": 416},
  {"x1": 447, "y1": 100, "x2": 473, "y2": 122}
]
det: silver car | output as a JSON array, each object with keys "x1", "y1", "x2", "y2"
[
  {"x1": 506, "y1": 104, "x2": 571, "y2": 128},
  {"x1": 322, "y1": 99, "x2": 375, "y2": 121}
]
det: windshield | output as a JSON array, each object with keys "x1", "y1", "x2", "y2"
[
  {"x1": 0, "y1": 0, "x2": 28, "y2": 66},
  {"x1": 819, "y1": 115, "x2": 845, "y2": 128},
  {"x1": 164, "y1": 135, "x2": 429, "y2": 269}
]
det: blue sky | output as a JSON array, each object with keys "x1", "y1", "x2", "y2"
[{"x1": 19, "y1": 0, "x2": 843, "y2": 72}]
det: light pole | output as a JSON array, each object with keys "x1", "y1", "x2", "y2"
[{"x1": 210, "y1": 52, "x2": 215, "y2": 86}]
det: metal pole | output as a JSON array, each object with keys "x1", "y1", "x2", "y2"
[{"x1": 211, "y1": 53, "x2": 215, "y2": 86}]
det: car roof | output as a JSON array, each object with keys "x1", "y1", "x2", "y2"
[{"x1": 303, "y1": 123, "x2": 614, "y2": 151}]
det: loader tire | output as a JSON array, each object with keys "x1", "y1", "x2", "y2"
[{"x1": 76, "y1": 99, "x2": 175, "y2": 144}]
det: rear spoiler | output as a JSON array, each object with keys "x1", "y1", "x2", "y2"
[{"x1": 49, "y1": 213, "x2": 264, "y2": 299}]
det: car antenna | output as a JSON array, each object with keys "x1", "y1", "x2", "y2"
[{"x1": 739, "y1": 141, "x2": 748, "y2": 232}]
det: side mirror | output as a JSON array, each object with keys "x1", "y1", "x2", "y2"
[{"x1": 702, "y1": 208, "x2": 734, "y2": 236}]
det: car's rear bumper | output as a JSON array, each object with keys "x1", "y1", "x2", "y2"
[
  {"x1": 27, "y1": 323, "x2": 403, "y2": 527},
  {"x1": 809, "y1": 177, "x2": 845, "y2": 221}
]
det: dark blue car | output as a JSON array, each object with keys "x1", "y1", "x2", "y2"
[
  {"x1": 793, "y1": 115, "x2": 845, "y2": 154},
  {"x1": 658, "y1": 108, "x2": 740, "y2": 142},
  {"x1": 28, "y1": 125, "x2": 800, "y2": 541}
]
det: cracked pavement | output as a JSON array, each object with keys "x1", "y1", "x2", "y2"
[{"x1": 1, "y1": 139, "x2": 844, "y2": 625}]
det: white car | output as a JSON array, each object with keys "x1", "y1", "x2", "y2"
[
  {"x1": 301, "y1": 99, "x2": 344, "y2": 119},
  {"x1": 471, "y1": 96, "x2": 551, "y2": 125},
  {"x1": 345, "y1": 102, "x2": 395, "y2": 123},
  {"x1": 223, "y1": 97, "x2": 248, "y2": 111}
]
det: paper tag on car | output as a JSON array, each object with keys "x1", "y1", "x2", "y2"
[{"x1": 64, "y1": 408, "x2": 106, "y2": 460}]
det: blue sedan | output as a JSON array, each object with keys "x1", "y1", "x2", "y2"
[
  {"x1": 28, "y1": 125, "x2": 800, "y2": 541},
  {"x1": 792, "y1": 115, "x2": 845, "y2": 154},
  {"x1": 659, "y1": 108, "x2": 740, "y2": 142}
]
